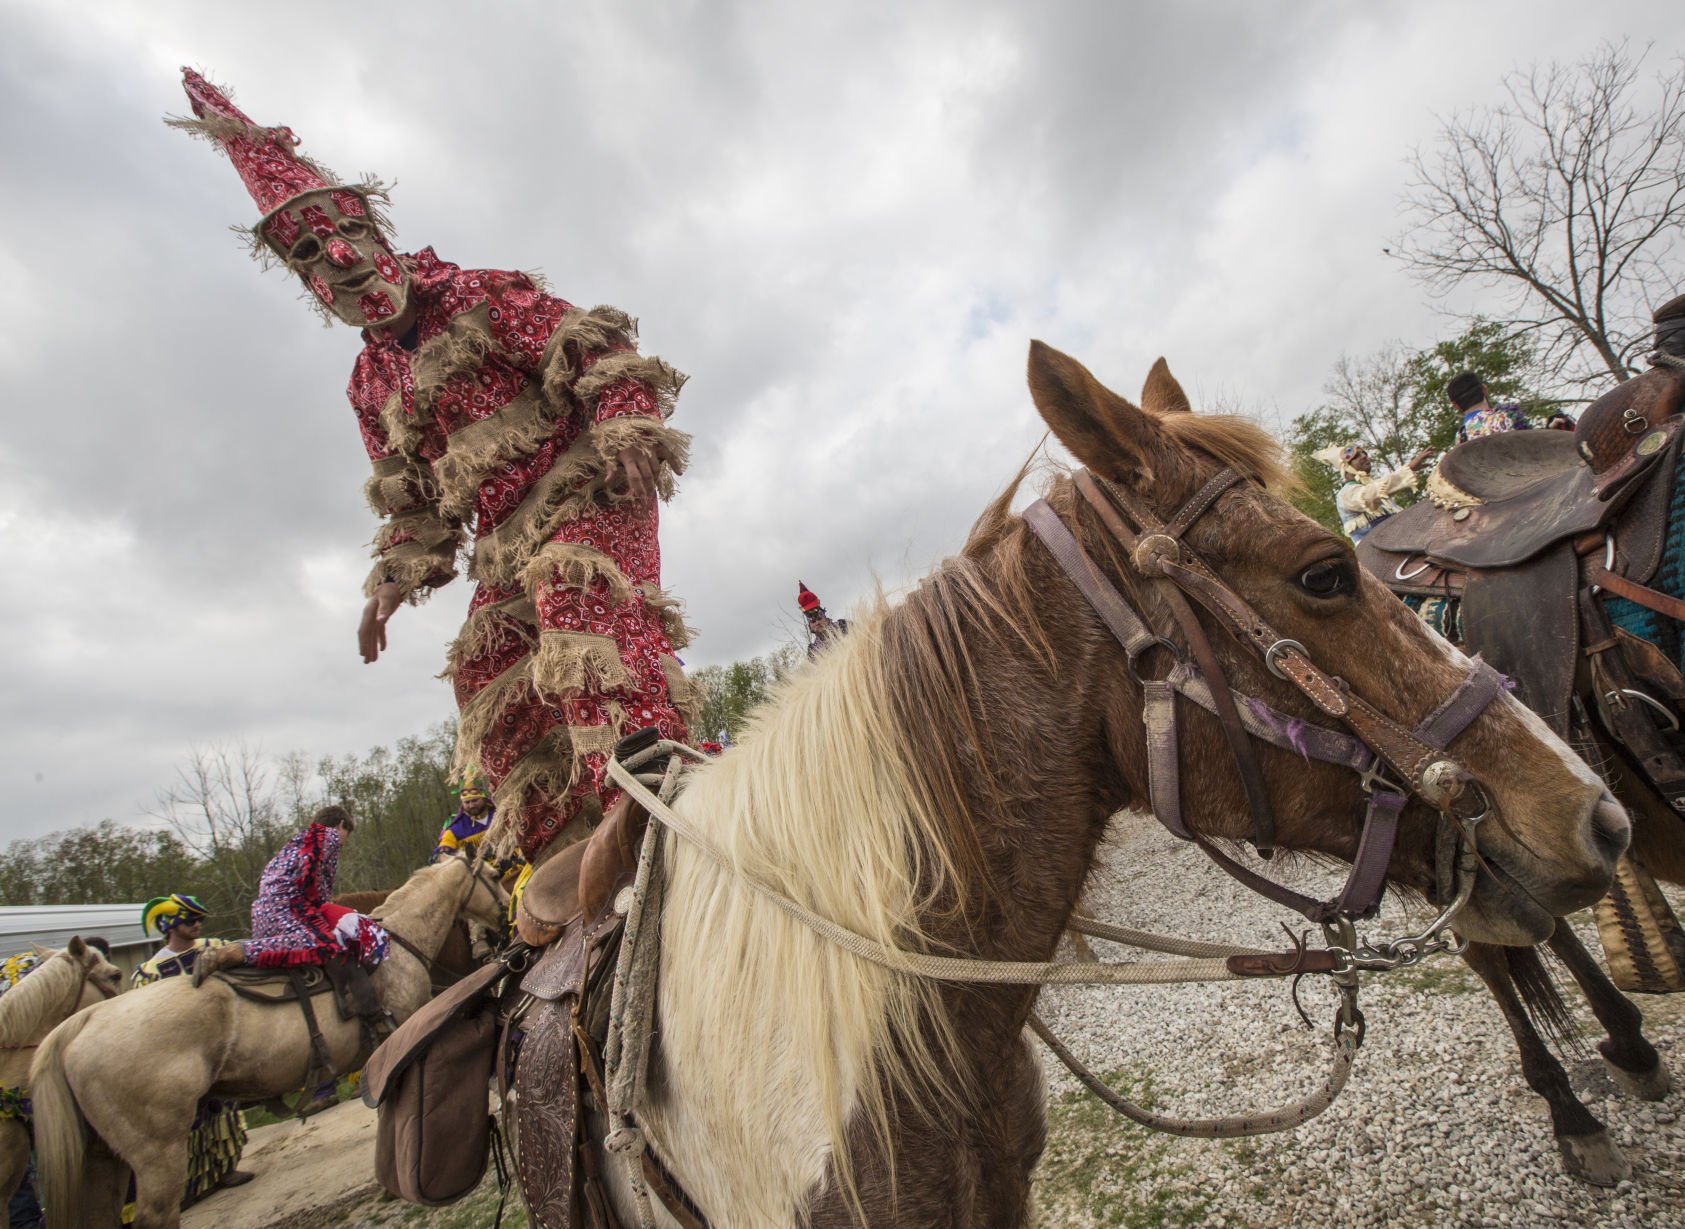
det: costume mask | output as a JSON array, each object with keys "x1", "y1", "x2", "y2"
[
  {"x1": 171, "y1": 69, "x2": 404, "y2": 328},
  {"x1": 263, "y1": 189, "x2": 410, "y2": 327}
]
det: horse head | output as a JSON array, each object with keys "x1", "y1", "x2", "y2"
[
  {"x1": 1026, "y1": 341, "x2": 1627, "y2": 945},
  {"x1": 64, "y1": 936, "x2": 123, "y2": 1006}
]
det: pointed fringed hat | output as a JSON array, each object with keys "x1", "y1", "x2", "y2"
[
  {"x1": 797, "y1": 581, "x2": 823, "y2": 614},
  {"x1": 168, "y1": 68, "x2": 393, "y2": 254}
]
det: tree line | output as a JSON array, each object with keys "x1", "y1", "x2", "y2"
[
  {"x1": 0, "y1": 725, "x2": 459, "y2": 939},
  {"x1": 1, "y1": 641, "x2": 808, "y2": 941}
]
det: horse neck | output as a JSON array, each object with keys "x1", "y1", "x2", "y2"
[
  {"x1": 374, "y1": 863, "x2": 469, "y2": 961},
  {"x1": 0, "y1": 955, "x2": 79, "y2": 1048},
  {"x1": 908, "y1": 560, "x2": 1127, "y2": 997}
]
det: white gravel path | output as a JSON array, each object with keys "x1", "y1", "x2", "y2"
[{"x1": 1030, "y1": 811, "x2": 1685, "y2": 1228}]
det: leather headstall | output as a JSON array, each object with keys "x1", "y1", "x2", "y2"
[{"x1": 1024, "y1": 466, "x2": 1505, "y2": 925}]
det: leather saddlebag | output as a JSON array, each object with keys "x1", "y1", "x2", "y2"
[{"x1": 363, "y1": 960, "x2": 503, "y2": 1206}]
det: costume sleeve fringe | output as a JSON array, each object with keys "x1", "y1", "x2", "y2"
[
  {"x1": 642, "y1": 586, "x2": 697, "y2": 653},
  {"x1": 537, "y1": 306, "x2": 687, "y2": 421},
  {"x1": 521, "y1": 541, "x2": 636, "y2": 606},
  {"x1": 590, "y1": 415, "x2": 693, "y2": 499},
  {"x1": 365, "y1": 508, "x2": 462, "y2": 601}
]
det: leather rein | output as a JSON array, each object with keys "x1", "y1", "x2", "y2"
[{"x1": 1027, "y1": 466, "x2": 1502, "y2": 960}]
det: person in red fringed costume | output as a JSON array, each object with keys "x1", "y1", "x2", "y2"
[{"x1": 170, "y1": 70, "x2": 697, "y2": 864}]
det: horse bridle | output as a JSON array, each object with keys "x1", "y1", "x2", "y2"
[{"x1": 1026, "y1": 466, "x2": 1504, "y2": 966}]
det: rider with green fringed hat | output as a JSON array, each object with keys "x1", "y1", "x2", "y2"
[{"x1": 433, "y1": 775, "x2": 494, "y2": 861}]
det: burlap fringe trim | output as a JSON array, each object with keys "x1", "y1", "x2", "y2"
[
  {"x1": 591, "y1": 416, "x2": 692, "y2": 500},
  {"x1": 364, "y1": 462, "x2": 436, "y2": 518},
  {"x1": 467, "y1": 445, "x2": 602, "y2": 589},
  {"x1": 642, "y1": 585, "x2": 696, "y2": 652},
  {"x1": 440, "y1": 594, "x2": 538, "y2": 681},
  {"x1": 660, "y1": 654, "x2": 703, "y2": 732},
  {"x1": 533, "y1": 631, "x2": 635, "y2": 700},
  {"x1": 364, "y1": 542, "x2": 458, "y2": 601},
  {"x1": 433, "y1": 390, "x2": 557, "y2": 520},
  {"x1": 522, "y1": 541, "x2": 635, "y2": 606},
  {"x1": 539, "y1": 307, "x2": 639, "y2": 402},
  {"x1": 411, "y1": 308, "x2": 495, "y2": 403},
  {"x1": 378, "y1": 390, "x2": 423, "y2": 458}
]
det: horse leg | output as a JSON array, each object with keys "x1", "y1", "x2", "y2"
[
  {"x1": 1547, "y1": 922, "x2": 1672, "y2": 1099},
  {"x1": 83, "y1": 1139, "x2": 131, "y2": 1229},
  {"x1": 1462, "y1": 941, "x2": 1631, "y2": 1186},
  {"x1": 0, "y1": 1120, "x2": 29, "y2": 1209}
]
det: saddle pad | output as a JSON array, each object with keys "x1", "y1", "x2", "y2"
[
  {"x1": 1437, "y1": 429, "x2": 1582, "y2": 503},
  {"x1": 1458, "y1": 544, "x2": 1580, "y2": 737},
  {"x1": 217, "y1": 963, "x2": 337, "y2": 1002}
]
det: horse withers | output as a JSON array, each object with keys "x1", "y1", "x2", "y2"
[
  {"x1": 525, "y1": 342, "x2": 1626, "y2": 1229},
  {"x1": 29, "y1": 852, "x2": 506, "y2": 1229}
]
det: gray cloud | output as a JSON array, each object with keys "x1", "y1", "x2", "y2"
[{"x1": 2, "y1": 0, "x2": 1676, "y2": 841}]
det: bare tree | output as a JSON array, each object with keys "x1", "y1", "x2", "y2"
[
  {"x1": 1395, "y1": 42, "x2": 1685, "y2": 391},
  {"x1": 148, "y1": 741, "x2": 289, "y2": 916},
  {"x1": 1320, "y1": 343, "x2": 1421, "y2": 470}
]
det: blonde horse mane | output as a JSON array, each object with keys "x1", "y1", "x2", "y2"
[
  {"x1": 370, "y1": 853, "x2": 466, "y2": 924},
  {"x1": 0, "y1": 950, "x2": 91, "y2": 1045}
]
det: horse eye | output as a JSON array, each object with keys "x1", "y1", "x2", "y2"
[
  {"x1": 290, "y1": 236, "x2": 322, "y2": 263},
  {"x1": 1299, "y1": 561, "x2": 1347, "y2": 597}
]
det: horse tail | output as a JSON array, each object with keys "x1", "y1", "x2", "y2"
[
  {"x1": 31, "y1": 1009, "x2": 92, "y2": 1229},
  {"x1": 1506, "y1": 943, "x2": 1585, "y2": 1056}
]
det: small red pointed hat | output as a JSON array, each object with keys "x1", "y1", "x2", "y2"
[
  {"x1": 172, "y1": 68, "x2": 337, "y2": 218},
  {"x1": 797, "y1": 582, "x2": 822, "y2": 613}
]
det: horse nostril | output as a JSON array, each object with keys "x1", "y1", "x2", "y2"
[{"x1": 1591, "y1": 796, "x2": 1631, "y2": 864}]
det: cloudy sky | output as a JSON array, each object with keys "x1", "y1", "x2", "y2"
[{"x1": 3, "y1": 1, "x2": 1679, "y2": 843}]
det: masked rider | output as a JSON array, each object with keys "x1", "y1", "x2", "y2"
[{"x1": 172, "y1": 71, "x2": 698, "y2": 867}]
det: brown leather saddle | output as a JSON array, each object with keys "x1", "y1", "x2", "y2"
[
  {"x1": 218, "y1": 958, "x2": 393, "y2": 1102},
  {"x1": 1359, "y1": 369, "x2": 1685, "y2": 740}
]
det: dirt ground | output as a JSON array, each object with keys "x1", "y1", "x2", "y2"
[{"x1": 181, "y1": 1102, "x2": 383, "y2": 1229}]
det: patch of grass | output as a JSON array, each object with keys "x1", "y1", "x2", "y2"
[
  {"x1": 1031, "y1": 1065, "x2": 1214, "y2": 1228},
  {"x1": 1385, "y1": 956, "x2": 1479, "y2": 997},
  {"x1": 242, "y1": 1074, "x2": 364, "y2": 1130}
]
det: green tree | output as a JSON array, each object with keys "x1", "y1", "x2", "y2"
[
  {"x1": 1286, "y1": 322, "x2": 1555, "y2": 532},
  {"x1": 691, "y1": 644, "x2": 803, "y2": 743},
  {"x1": 319, "y1": 722, "x2": 458, "y2": 892}
]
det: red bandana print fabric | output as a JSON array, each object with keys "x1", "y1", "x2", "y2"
[{"x1": 180, "y1": 69, "x2": 330, "y2": 217}]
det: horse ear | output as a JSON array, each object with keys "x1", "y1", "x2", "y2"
[
  {"x1": 67, "y1": 936, "x2": 87, "y2": 960},
  {"x1": 1141, "y1": 357, "x2": 1192, "y2": 415},
  {"x1": 1026, "y1": 341, "x2": 1165, "y2": 485}
]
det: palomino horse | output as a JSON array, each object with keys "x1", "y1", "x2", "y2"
[
  {"x1": 1357, "y1": 361, "x2": 1685, "y2": 1184},
  {"x1": 558, "y1": 343, "x2": 1627, "y2": 1229},
  {"x1": 0, "y1": 939, "x2": 122, "y2": 1208},
  {"x1": 31, "y1": 853, "x2": 506, "y2": 1229}
]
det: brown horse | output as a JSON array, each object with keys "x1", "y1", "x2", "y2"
[
  {"x1": 551, "y1": 343, "x2": 1626, "y2": 1229},
  {"x1": 1357, "y1": 363, "x2": 1685, "y2": 1184}
]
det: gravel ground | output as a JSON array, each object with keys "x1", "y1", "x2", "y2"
[{"x1": 1031, "y1": 812, "x2": 1685, "y2": 1229}]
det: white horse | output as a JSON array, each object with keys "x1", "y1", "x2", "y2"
[
  {"x1": 31, "y1": 854, "x2": 505, "y2": 1229},
  {"x1": 0, "y1": 939, "x2": 123, "y2": 1208}
]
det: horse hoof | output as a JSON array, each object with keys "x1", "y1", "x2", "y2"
[
  {"x1": 1605, "y1": 1057, "x2": 1672, "y2": 1101},
  {"x1": 1556, "y1": 1131, "x2": 1632, "y2": 1187}
]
